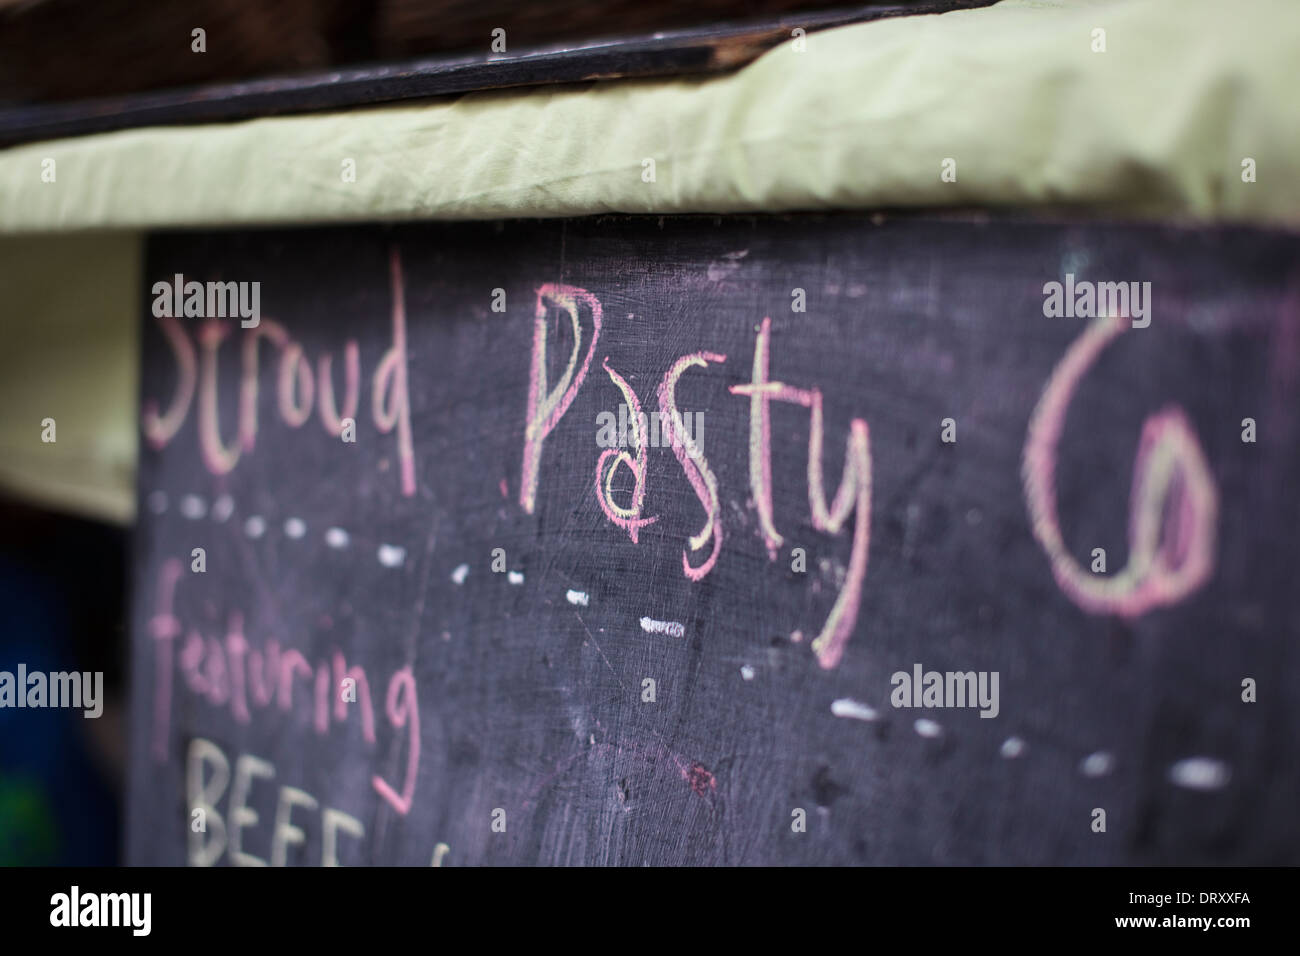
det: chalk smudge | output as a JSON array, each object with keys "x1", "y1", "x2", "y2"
[
  {"x1": 830, "y1": 698, "x2": 877, "y2": 721},
  {"x1": 640, "y1": 617, "x2": 685, "y2": 638}
]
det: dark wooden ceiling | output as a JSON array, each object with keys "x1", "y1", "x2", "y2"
[{"x1": 0, "y1": 0, "x2": 982, "y2": 105}]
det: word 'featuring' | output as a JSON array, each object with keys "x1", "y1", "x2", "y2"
[{"x1": 148, "y1": 559, "x2": 420, "y2": 817}]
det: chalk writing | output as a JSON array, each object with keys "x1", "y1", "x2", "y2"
[
  {"x1": 142, "y1": 249, "x2": 415, "y2": 495},
  {"x1": 1021, "y1": 314, "x2": 1218, "y2": 615},
  {"x1": 146, "y1": 259, "x2": 1221, "y2": 674},
  {"x1": 149, "y1": 563, "x2": 419, "y2": 816},
  {"x1": 520, "y1": 284, "x2": 603, "y2": 514},
  {"x1": 187, "y1": 738, "x2": 367, "y2": 866}
]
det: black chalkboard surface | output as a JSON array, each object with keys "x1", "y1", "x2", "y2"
[{"x1": 128, "y1": 215, "x2": 1300, "y2": 865}]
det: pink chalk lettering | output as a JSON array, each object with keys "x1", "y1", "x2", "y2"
[
  {"x1": 1021, "y1": 314, "x2": 1218, "y2": 616},
  {"x1": 731, "y1": 318, "x2": 873, "y2": 670},
  {"x1": 197, "y1": 320, "x2": 242, "y2": 475},
  {"x1": 239, "y1": 319, "x2": 290, "y2": 451},
  {"x1": 806, "y1": 416, "x2": 872, "y2": 670},
  {"x1": 333, "y1": 651, "x2": 376, "y2": 744},
  {"x1": 372, "y1": 666, "x2": 420, "y2": 816},
  {"x1": 203, "y1": 636, "x2": 231, "y2": 706},
  {"x1": 149, "y1": 568, "x2": 405, "y2": 802},
  {"x1": 133, "y1": 255, "x2": 427, "y2": 496},
  {"x1": 595, "y1": 358, "x2": 658, "y2": 543},
  {"x1": 224, "y1": 616, "x2": 251, "y2": 725},
  {"x1": 278, "y1": 342, "x2": 315, "y2": 428},
  {"x1": 248, "y1": 640, "x2": 279, "y2": 709},
  {"x1": 372, "y1": 246, "x2": 417, "y2": 497},
  {"x1": 148, "y1": 559, "x2": 183, "y2": 760},
  {"x1": 180, "y1": 630, "x2": 208, "y2": 695},
  {"x1": 313, "y1": 663, "x2": 331, "y2": 735},
  {"x1": 660, "y1": 351, "x2": 727, "y2": 581},
  {"x1": 520, "y1": 284, "x2": 603, "y2": 514},
  {"x1": 730, "y1": 317, "x2": 785, "y2": 559},
  {"x1": 317, "y1": 341, "x2": 360, "y2": 436},
  {"x1": 142, "y1": 316, "x2": 197, "y2": 450},
  {"x1": 277, "y1": 649, "x2": 313, "y2": 715}
]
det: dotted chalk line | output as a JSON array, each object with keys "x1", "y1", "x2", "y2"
[
  {"x1": 147, "y1": 490, "x2": 407, "y2": 569},
  {"x1": 149, "y1": 490, "x2": 1232, "y2": 791}
]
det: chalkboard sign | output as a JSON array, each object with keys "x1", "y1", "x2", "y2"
[{"x1": 128, "y1": 215, "x2": 1300, "y2": 865}]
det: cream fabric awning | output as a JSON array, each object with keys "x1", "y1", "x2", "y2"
[{"x1": 1, "y1": 0, "x2": 1297, "y2": 232}]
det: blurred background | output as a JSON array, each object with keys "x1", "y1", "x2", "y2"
[
  {"x1": 0, "y1": 502, "x2": 125, "y2": 865},
  {"x1": 0, "y1": 0, "x2": 901, "y2": 104}
]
